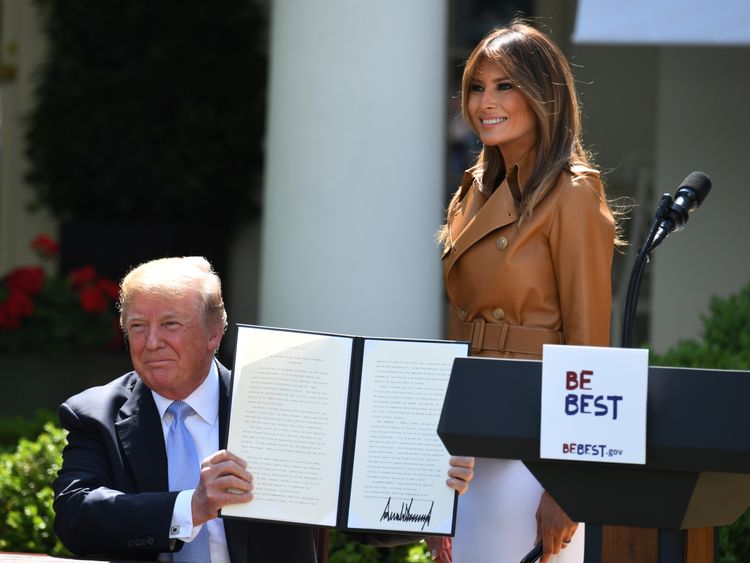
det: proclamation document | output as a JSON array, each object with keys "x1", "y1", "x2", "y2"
[
  {"x1": 221, "y1": 324, "x2": 469, "y2": 535},
  {"x1": 222, "y1": 326, "x2": 353, "y2": 526},
  {"x1": 347, "y1": 338, "x2": 469, "y2": 534}
]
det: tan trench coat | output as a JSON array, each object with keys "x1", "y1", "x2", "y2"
[{"x1": 442, "y1": 154, "x2": 616, "y2": 359}]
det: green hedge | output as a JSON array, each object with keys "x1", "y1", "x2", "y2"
[
  {"x1": 651, "y1": 281, "x2": 750, "y2": 371},
  {"x1": 0, "y1": 422, "x2": 69, "y2": 555},
  {"x1": 328, "y1": 530, "x2": 429, "y2": 562},
  {"x1": 651, "y1": 280, "x2": 750, "y2": 562}
]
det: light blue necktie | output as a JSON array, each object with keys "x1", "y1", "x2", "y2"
[{"x1": 167, "y1": 400, "x2": 211, "y2": 563}]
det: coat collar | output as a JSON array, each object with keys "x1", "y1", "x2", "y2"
[
  {"x1": 443, "y1": 150, "x2": 537, "y2": 276},
  {"x1": 443, "y1": 182, "x2": 517, "y2": 277}
]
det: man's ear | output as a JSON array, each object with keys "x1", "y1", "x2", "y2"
[{"x1": 207, "y1": 324, "x2": 223, "y2": 353}]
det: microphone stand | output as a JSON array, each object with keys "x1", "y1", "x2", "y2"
[{"x1": 620, "y1": 193, "x2": 674, "y2": 348}]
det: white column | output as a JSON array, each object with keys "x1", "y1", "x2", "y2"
[
  {"x1": 259, "y1": 0, "x2": 448, "y2": 339},
  {"x1": 0, "y1": 1, "x2": 54, "y2": 272}
]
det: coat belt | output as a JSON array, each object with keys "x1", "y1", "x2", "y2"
[{"x1": 458, "y1": 319, "x2": 564, "y2": 356}]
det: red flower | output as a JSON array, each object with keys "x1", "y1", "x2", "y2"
[
  {"x1": 30, "y1": 234, "x2": 60, "y2": 257},
  {"x1": 7, "y1": 290, "x2": 35, "y2": 316},
  {"x1": 0, "y1": 306, "x2": 21, "y2": 329},
  {"x1": 98, "y1": 278, "x2": 120, "y2": 301},
  {"x1": 69, "y1": 265, "x2": 97, "y2": 290},
  {"x1": 0, "y1": 290, "x2": 35, "y2": 328},
  {"x1": 0, "y1": 236, "x2": 126, "y2": 352},
  {"x1": 79, "y1": 285, "x2": 108, "y2": 313},
  {"x1": 5, "y1": 266, "x2": 45, "y2": 295}
]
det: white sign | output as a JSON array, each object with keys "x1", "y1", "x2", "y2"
[{"x1": 540, "y1": 345, "x2": 649, "y2": 465}]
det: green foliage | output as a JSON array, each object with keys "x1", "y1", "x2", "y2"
[
  {"x1": 0, "y1": 411, "x2": 56, "y2": 452},
  {"x1": 651, "y1": 281, "x2": 750, "y2": 562},
  {"x1": 25, "y1": 0, "x2": 266, "y2": 230},
  {"x1": 721, "y1": 510, "x2": 750, "y2": 563},
  {"x1": 0, "y1": 422, "x2": 69, "y2": 555},
  {"x1": 328, "y1": 530, "x2": 430, "y2": 563},
  {"x1": 651, "y1": 282, "x2": 750, "y2": 370}
]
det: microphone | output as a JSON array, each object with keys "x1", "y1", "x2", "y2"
[{"x1": 650, "y1": 171, "x2": 711, "y2": 250}]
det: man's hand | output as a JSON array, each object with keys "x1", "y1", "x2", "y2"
[
  {"x1": 535, "y1": 490, "x2": 578, "y2": 563},
  {"x1": 446, "y1": 456, "x2": 475, "y2": 495},
  {"x1": 191, "y1": 449, "x2": 253, "y2": 526}
]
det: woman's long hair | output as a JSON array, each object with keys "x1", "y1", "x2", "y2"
[{"x1": 439, "y1": 21, "x2": 623, "y2": 247}]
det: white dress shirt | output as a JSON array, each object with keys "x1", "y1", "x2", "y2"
[{"x1": 151, "y1": 360, "x2": 231, "y2": 563}]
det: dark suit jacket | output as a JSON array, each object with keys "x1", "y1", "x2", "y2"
[{"x1": 53, "y1": 363, "x2": 318, "y2": 562}]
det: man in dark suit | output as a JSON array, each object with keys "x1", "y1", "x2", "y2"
[
  {"x1": 54, "y1": 256, "x2": 325, "y2": 562},
  {"x1": 53, "y1": 256, "x2": 475, "y2": 563}
]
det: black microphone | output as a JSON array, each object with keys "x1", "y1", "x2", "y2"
[{"x1": 650, "y1": 171, "x2": 712, "y2": 250}]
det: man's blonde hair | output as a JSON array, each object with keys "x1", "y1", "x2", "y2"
[{"x1": 118, "y1": 256, "x2": 227, "y2": 333}]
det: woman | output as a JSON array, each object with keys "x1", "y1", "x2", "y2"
[{"x1": 434, "y1": 21, "x2": 621, "y2": 563}]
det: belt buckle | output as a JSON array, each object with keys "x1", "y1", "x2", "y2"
[{"x1": 470, "y1": 318, "x2": 485, "y2": 354}]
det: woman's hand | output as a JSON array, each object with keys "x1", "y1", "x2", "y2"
[
  {"x1": 425, "y1": 536, "x2": 452, "y2": 562},
  {"x1": 535, "y1": 491, "x2": 578, "y2": 562},
  {"x1": 426, "y1": 457, "x2": 475, "y2": 562},
  {"x1": 446, "y1": 456, "x2": 475, "y2": 495}
]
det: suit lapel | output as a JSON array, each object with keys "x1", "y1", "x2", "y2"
[
  {"x1": 218, "y1": 361, "x2": 231, "y2": 448},
  {"x1": 217, "y1": 361, "x2": 250, "y2": 563},
  {"x1": 115, "y1": 377, "x2": 168, "y2": 493}
]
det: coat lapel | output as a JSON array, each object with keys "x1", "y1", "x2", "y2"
[
  {"x1": 443, "y1": 180, "x2": 519, "y2": 276},
  {"x1": 443, "y1": 150, "x2": 539, "y2": 278},
  {"x1": 115, "y1": 377, "x2": 168, "y2": 493}
]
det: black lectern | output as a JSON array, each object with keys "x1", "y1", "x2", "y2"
[{"x1": 438, "y1": 356, "x2": 750, "y2": 562}]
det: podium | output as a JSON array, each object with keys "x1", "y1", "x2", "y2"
[{"x1": 437, "y1": 357, "x2": 750, "y2": 562}]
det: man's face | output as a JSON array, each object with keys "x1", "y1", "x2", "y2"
[{"x1": 123, "y1": 290, "x2": 221, "y2": 400}]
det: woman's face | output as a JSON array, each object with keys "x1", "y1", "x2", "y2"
[{"x1": 467, "y1": 59, "x2": 537, "y2": 165}]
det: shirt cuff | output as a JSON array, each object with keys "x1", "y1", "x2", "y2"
[{"x1": 169, "y1": 489, "x2": 202, "y2": 541}]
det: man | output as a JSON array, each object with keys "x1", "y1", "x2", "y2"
[{"x1": 53, "y1": 257, "x2": 473, "y2": 562}]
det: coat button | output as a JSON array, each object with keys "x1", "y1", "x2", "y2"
[
  {"x1": 492, "y1": 307, "x2": 505, "y2": 320},
  {"x1": 457, "y1": 308, "x2": 467, "y2": 321},
  {"x1": 496, "y1": 236, "x2": 508, "y2": 250}
]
